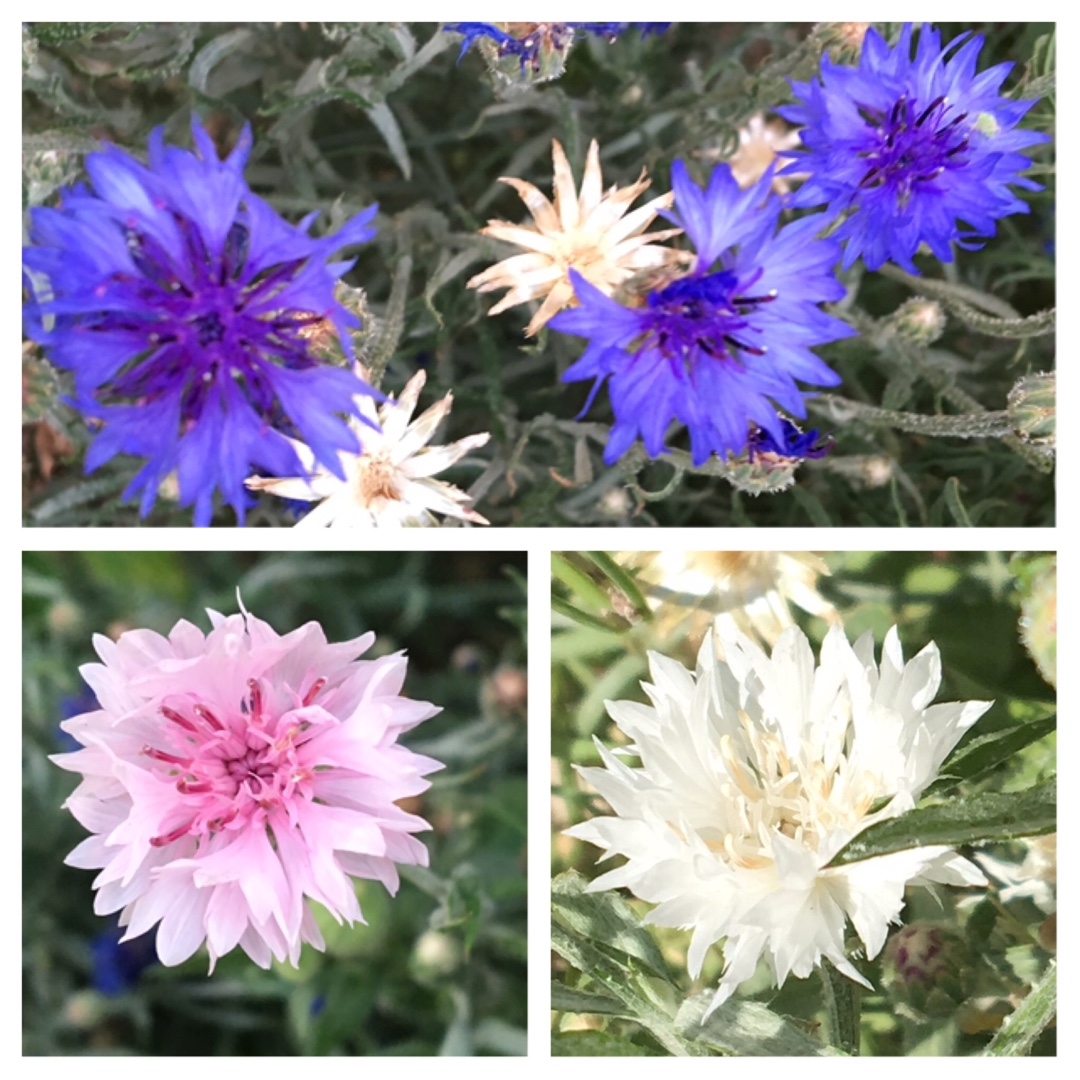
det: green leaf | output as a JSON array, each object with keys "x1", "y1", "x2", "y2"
[
  {"x1": 552, "y1": 870, "x2": 669, "y2": 978},
  {"x1": 944, "y1": 476, "x2": 974, "y2": 526},
  {"x1": 926, "y1": 715, "x2": 1056, "y2": 795},
  {"x1": 365, "y1": 101, "x2": 411, "y2": 180},
  {"x1": 985, "y1": 964, "x2": 1056, "y2": 1056},
  {"x1": 676, "y1": 992, "x2": 842, "y2": 1056},
  {"x1": 583, "y1": 552, "x2": 653, "y2": 621},
  {"x1": 828, "y1": 780, "x2": 1057, "y2": 866},
  {"x1": 552, "y1": 595, "x2": 619, "y2": 634},
  {"x1": 551, "y1": 924, "x2": 706, "y2": 1056},
  {"x1": 552, "y1": 1030, "x2": 662, "y2": 1056},
  {"x1": 550, "y1": 982, "x2": 627, "y2": 1017},
  {"x1": 551, "y1": 553, "x2": 613, "y2": 613}
]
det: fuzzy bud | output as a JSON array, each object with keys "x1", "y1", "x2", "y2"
[
  {"x1": 1017, "y1": 558, "x2": 1056, "y2": 688},
  {"x1": 1008, "y1": 371, "x2": 1055, "y2": 451},
  {"x1": 886, "y1": 297, "x2": 947, "y2": 347},
  {"x1": 723, "y1": 452, "x2": 800, "y2": 495},
  {"x1": 884, "y1": 923, "x2": 969, "y2": 1015}
]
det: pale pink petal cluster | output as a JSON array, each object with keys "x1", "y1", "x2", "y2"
[
  {"x1": 247, "y1": 368, "x2": 490, "y2": 528},
  {"x1": 52, "y1": 604, "x2": 442, "y2": 969},
  {"x1": 567, "y1": 623, "x2": 991, "y2": 1015}
]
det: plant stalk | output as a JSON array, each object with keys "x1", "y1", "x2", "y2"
[{"x1": 821, "y1": 959, "x2": 861, "y2": 1056}]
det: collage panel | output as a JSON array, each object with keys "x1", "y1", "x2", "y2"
[
  {"x1": 23, "y1": 550, "x2": 527, "y2": 1055},
  {"x1": 552, "y1": 551, "x2": 1056, "y2": 1056},
  {"x1": 21, "y1": 21, "x2": 1053, "y2": 528}
]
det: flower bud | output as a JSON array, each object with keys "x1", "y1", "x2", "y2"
[
  {"x1": 1017, "y1": 558, "x2": 1056, "y2": 688},
  {"x1": 723, "y1": 452, "x2": 800, "y2": 495},
  {"x1": 884, "y1": 923, "x2": 969, "y2": 1015},
  {"x1": 886, "y1": 297, "x2": 947, "y2": 347},
  {"x1": 481, "y1": 664, "x2": 527, "y2": 719},
  {"x1": 1008, "y1": 371, "x2": 1055, "y2": 451},
  {"x1": 829, "y1": 22, "x2": 871, "y2": 59}
]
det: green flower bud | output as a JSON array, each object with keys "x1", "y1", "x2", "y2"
[
  {"x1": 885, "y1": 297, "x2": 947, "y2": 347},
  {"x1": 722, "y1": 452, "x2": 800, "y2": 495},
  {"x1": 1008, "y1": 372, "x2": 1055, "y2": 451}
]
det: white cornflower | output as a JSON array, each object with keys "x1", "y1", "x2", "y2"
[
  {"x1": 467, "y1": 138, "x2": 688, "y2": 336},
  {"x1": 246, "y1": 369, "x2": 490, "y2": 527},
  {"x1": 615, "y1": 551, "x2": 837, "y2": 646},
  {"x1": 566, "y1": 623, "x2": 991, "y2": 1016}
]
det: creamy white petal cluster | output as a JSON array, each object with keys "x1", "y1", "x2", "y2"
[
  {"x1": 246, "y1": 369, "x2": 490, "y2": 528},
  {"x1": 566, "y1": 623, "x2": 991, "y2": 1015},
  {"x1": 615, "y1": 551, "x2": 837, "y2": 646}
]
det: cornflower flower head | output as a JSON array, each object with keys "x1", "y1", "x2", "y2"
[
  {"x1": 779, "y1": 23, "x2": 1051, "y2": 272},
  {"x1": 52, "y1": 602, "x2": 442, "y2": 970},
  {"x1": 550, "y1": 161, "x2": 855, "y2": 465},
  {"x1": 246, "y1": 368, "x2": 490, "y2": 528},
  {"x1": 615, "y1": 550, "x2": 836, "y2": 646},
  {"x1": 567, "y1": 623, "x2": 991, "y2": 1016},
  {"x1": 446, "y1": 22, "x2": 669, "y2": 76},
  {"x1": 468, "y1": 139, "x2": 687, "y2": 337},
  {"x1": 747, "y1": 417, "x2": 833, "y2": 461},
  {"x1": 700, "y1": 113, "x2": 806, "y2": 194},
  {"x1": 22, "y1": 118, "x2": 379, "y2": 526}
]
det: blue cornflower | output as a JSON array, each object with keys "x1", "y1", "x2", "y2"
[
  {"x1": 747, "y1": 418, "x2": 833, "y2": 461},
  {"x1": 778, "y1": 23, "x2": 1051, "y2": 272},
  {"x1": 444, "y1": 21, "x2": 667, "y2": 70},
  {"x1": 23, "y1": 118, "x2": 379, "y2": 526},
  {"x1": 90, "y1": 921, "x2": 158, "y2": 995},
  {"x1": 549, "y1": 161, "x2": 855, "y2": 466}
]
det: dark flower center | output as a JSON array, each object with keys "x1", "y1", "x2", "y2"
[
  {"x1": 103, "y1": 212, "x2": 324, "y2": 421},
  {"x1": 643, "y1": 269, "x2": 777, "y2": 372},
  {"x1": 855, "y1": 94, "x2": 972, "y2": 208}
]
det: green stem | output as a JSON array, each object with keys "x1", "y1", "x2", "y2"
[
  {"x1": 363, "y1": 254, "x2": 412, "y2": 389},
  {"x1": 813, "y1": 395, "x2": 1014, "y2": 439},
  {"x1": 821, "y1": 959, "x2": 861, "y2": 1056},
  {"x1": 879, "y1": 265, "x2": 1054, "y2": 337}
]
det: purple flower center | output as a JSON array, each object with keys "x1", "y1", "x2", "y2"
[
  {"x1": 101, "y1": 213, "x2": 323, "y2": 420},
  {"x1": 855, "y1": 94, "x2": 972, "y2": 208},
  {"x1": 643, "y1": 269, "x2": 778, "y2": 372},
  {"x1": 142, "y1": 675, "x2": 328, "y2": 846}
]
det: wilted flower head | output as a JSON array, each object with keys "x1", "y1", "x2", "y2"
[
  {"x1": 52, "y1": 603, "x2": 442, "y2": 969},
  {"x1": 550, "y1": 161, "x2": 854, "y2": 465},
  {"x1": 246, "y1": 368, "x2": 490, "y2": 528},
  {"x1": 468, "y1": 139, "x2": 686, "y2": 336},
  {"x1": 566, "y1": 623, "x2": 990, "y2": 1014},
  {"x1": 708, "y1": 113, "x2": 806, "y2": 194},
  {"x1": 779, "y1": 23, "x2": 1051, "y2": 272},
  {"x1": 22, "y1": 117, "x2": 379, "y2": 525},
  {"x1": 616, "y1": 551, "x2": 836, "y2": 645}
]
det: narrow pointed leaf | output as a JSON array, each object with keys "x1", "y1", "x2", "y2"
[
  {"x1": 552, "y1": 870, "x2": 668, "y2": 978},
  {"x1": 676, "y1": 992, "x2": 844, "y2": 1056},
  {"x1": 829, "y1": 780, "x2": 1056, "y2": 866},
  {"x1": 984, "y1": 963, "x2": 1056, "y2": 1056}
]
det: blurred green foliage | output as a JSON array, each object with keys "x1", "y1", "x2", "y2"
[
  {"x1": 552, "y1": 551, "x2": 1056, "y2": 1055},
  {"x1": 23, "y1": 550, "x2": 526, "y2": 1055},
  {"x1": 22, "y1": 21, "x2": 1053, "y2": 526}
]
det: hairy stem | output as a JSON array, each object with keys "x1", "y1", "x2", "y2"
[
  {"x1": 821, "y1": 959, "x2": 861, "y2": 1055},
  {"x1": 813, "y1": 395, "x2": 1014, "y2": 438}
]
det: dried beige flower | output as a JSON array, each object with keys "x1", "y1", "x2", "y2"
[
  {"x1": 468, "y1": 139, "x2": 688, "y2": 336},
  {"x1": 708, "y1": 113, "x2": 806, "y2": 194}
]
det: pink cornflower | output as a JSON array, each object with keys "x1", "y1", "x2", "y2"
[{"x1": 51, "y1": 602, "x2": 442, "y2": 970}]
